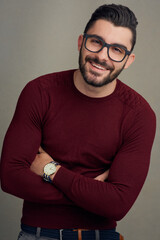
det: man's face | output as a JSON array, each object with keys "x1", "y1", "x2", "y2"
[{"x1": 78, "y1": 19, "x2": 134, "y2": 88}]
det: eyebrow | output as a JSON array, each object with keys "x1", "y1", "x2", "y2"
[{"x1": 90, "y1": 34, "x2": 129, "y2": 51}]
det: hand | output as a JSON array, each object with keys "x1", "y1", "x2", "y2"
[
  {"x1": 94, "y1": 169, "x2": 109, "y2": 182},
  {"x1": 30, "y1": 147, "x2": 54, "y2": 177}
]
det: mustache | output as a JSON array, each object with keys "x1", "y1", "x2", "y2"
[{"x1": 85, "y1": 56, "x2": 114, "y2": 71}]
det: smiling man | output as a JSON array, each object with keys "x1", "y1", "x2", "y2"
[
  {"x1": 76, "y1": 19, "x2": 135, "y2": 96},
  {"x1": 0, "y1": 4, "x2": 156, "y2": 240}
]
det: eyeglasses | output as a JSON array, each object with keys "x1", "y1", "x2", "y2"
[{"x1": 83, "y1": 33, "x2": 131, "y2": 63}]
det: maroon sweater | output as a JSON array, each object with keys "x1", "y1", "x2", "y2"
[{"x1": 0, "y1": 70, "x2": 156, "y2": 229}]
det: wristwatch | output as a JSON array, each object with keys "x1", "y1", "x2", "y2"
[{"x1": 43, "y1": 161, "x2": 59, "y2": 183}]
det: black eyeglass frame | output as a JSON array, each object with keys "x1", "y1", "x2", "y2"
[{"x1": 83, "y1": 33, "x2": 132, "y2": 63}]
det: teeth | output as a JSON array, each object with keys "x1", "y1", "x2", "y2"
[{"x1": 92, "y1": 63, "x2": 105, "y2": 70}]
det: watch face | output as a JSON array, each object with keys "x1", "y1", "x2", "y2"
[{"x1": 44, "y1": 163, "x2": 56, "y2": 175}]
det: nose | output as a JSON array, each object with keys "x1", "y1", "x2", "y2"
[{"x1": 96, "y1": 46, "x2": 110, "y2": 62}]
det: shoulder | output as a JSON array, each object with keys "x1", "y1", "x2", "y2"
[
  {"x1": 115, "y1": 80, "x2": 156, "y2": 134},
  {"x1": 25, "y1": 69, "x2": 75, "y2": 91},
  {"x1": 116, "y1": 80, "x2": 154, "y2": 113},
  {"x1": 18, "y1": 69, "x2": 75, "y2": 115},
  {"x1": 114, "y1": 81, "x2": 156, "y2": 146}
]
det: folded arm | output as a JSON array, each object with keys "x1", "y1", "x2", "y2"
[
  {"x1": 0, "y1": 82, "x2": 72, "y2": 205},
  {"x1": 51, "y1": 106, "x2": 156, "y2": 220},
  {"x1": 30, "y1": 104, "x2": 156, "y2": 220},
  {"x1": 0, "y1": 80, "x2": 156, "y2": 221}
]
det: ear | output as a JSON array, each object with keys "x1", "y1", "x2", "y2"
[
  {"x1": 78, "y1": 34, "x2": 84, "y2": 51},
  {"x1": 124, "y1": 53, "x2": 135, "y2": 69}
]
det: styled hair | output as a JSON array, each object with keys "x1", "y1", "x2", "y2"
[{"x1": 84, "y1": 4, "x2": 138, "y2": 51}]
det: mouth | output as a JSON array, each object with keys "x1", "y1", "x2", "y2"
[
  {"x1": 91, "y1": 62, "x2": 106, "y2": 70},
  {"x1": 89, "y1": 60, "x2": 111, "y2": 72}
]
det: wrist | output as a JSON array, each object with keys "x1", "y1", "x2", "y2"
[
  {"x1": 50, "y1": 165, "x2": 61, "y2": 181},
  {"x1": 43, "y1": 161, "x2": 61, "y2": 183}
]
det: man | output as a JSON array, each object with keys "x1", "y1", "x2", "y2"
[{"x1": 0, "y1": 4, "x2": 156, "y2": 240}]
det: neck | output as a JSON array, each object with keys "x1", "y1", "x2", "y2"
[{"x1": 73, "y1": 70, "x2": 117, "y2": 98}]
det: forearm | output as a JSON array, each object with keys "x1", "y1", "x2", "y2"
[
  {"x1": 0, "y1": 156, "x2": 72, "y2": 205},
  {"x1": 52, "y1": 166, "x2": 130, "y2": 220},
  {"x1": 52, "y1": 137, "x2": 155, "y2": 220},
  {"x1": 0, "y1": 128, "x2": 72, "y2": 206}
]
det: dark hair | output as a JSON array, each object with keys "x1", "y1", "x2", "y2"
[{"x1": 84, "y1": 4, "x2": 138, "y2": 51}]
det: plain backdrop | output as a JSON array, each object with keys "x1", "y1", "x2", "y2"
[{"x1": 0, "y1": 0, "x2": 159, "y2": 239}]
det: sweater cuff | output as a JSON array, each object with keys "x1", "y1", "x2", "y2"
[{"x1": 53, "y1": 166, "x2": 76, "y2": 194}]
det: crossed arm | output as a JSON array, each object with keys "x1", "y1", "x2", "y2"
[
  {"x1": 30, "y1": 147, "x2": 109, "y2": 182},
  {"x1": 1, "y1": 119, "x2": 155, "y2": 220},
  {"x1": 0, "y1": 81, "x2": 156, "y2": 220}
]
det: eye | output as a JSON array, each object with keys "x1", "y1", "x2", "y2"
[
  {"x1": 111, "y1": 46, "x2": 124, "y2": 55},
  {"x1": 114, "y1": 47, "x2": 123, "y2": 53},
  {"x1": 90, "y1": 38, "x2": 102, "y2": 45}
]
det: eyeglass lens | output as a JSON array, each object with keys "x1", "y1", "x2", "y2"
[{"x1": 85, "y1": 36, "x2": 126, "y2": 62}]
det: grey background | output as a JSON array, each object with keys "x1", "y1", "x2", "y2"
[{"x1": 0, "y1": 0, "x2": 159, "y2": 239}]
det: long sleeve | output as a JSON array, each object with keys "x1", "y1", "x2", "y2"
[
  {"x1": 0, "y1": 80, "x2": 72, "y2": 205},
  {"x1": 53, "y1": 102, "x2": 156, "y2": 220},
  {"x1": 0, "y1": 71, "x2": 157, "y2": 229}
]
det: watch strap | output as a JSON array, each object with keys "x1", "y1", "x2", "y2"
[{"x1": 43, "y1": 173, "x2": 53, "y2": 183}]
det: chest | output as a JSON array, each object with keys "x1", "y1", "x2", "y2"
[{"x1": 41, "y1": 98, "x2": 123, "y2": 171}]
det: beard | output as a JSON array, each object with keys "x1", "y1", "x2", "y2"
[{"x1": 79, "y1": 49, "x2": 125, "y2": 88}]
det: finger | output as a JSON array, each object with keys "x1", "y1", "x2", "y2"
[
  {"x1": 104, "y1": 169, "x2": 109, "y2": 178},
  {"x1": 94, "y1": 174, "x2": 104, "y2": 181},
  {"x1": 94, "y1": 176, "x2": 104, "y2": 182},
  {"x1": 94, "y1": 169, "x2": 110, "y2": 181},
  {"x1": 39, "y1": 146, "x2": 45, "y2": 153}
]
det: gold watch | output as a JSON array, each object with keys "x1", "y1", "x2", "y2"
[{"x1": 43, "y1": 161, "x2": 59, "y2": 183}]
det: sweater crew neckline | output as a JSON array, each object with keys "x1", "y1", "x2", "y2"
[{"x1": 71, "y1": 70, "x2": 120, "y2": 102}]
